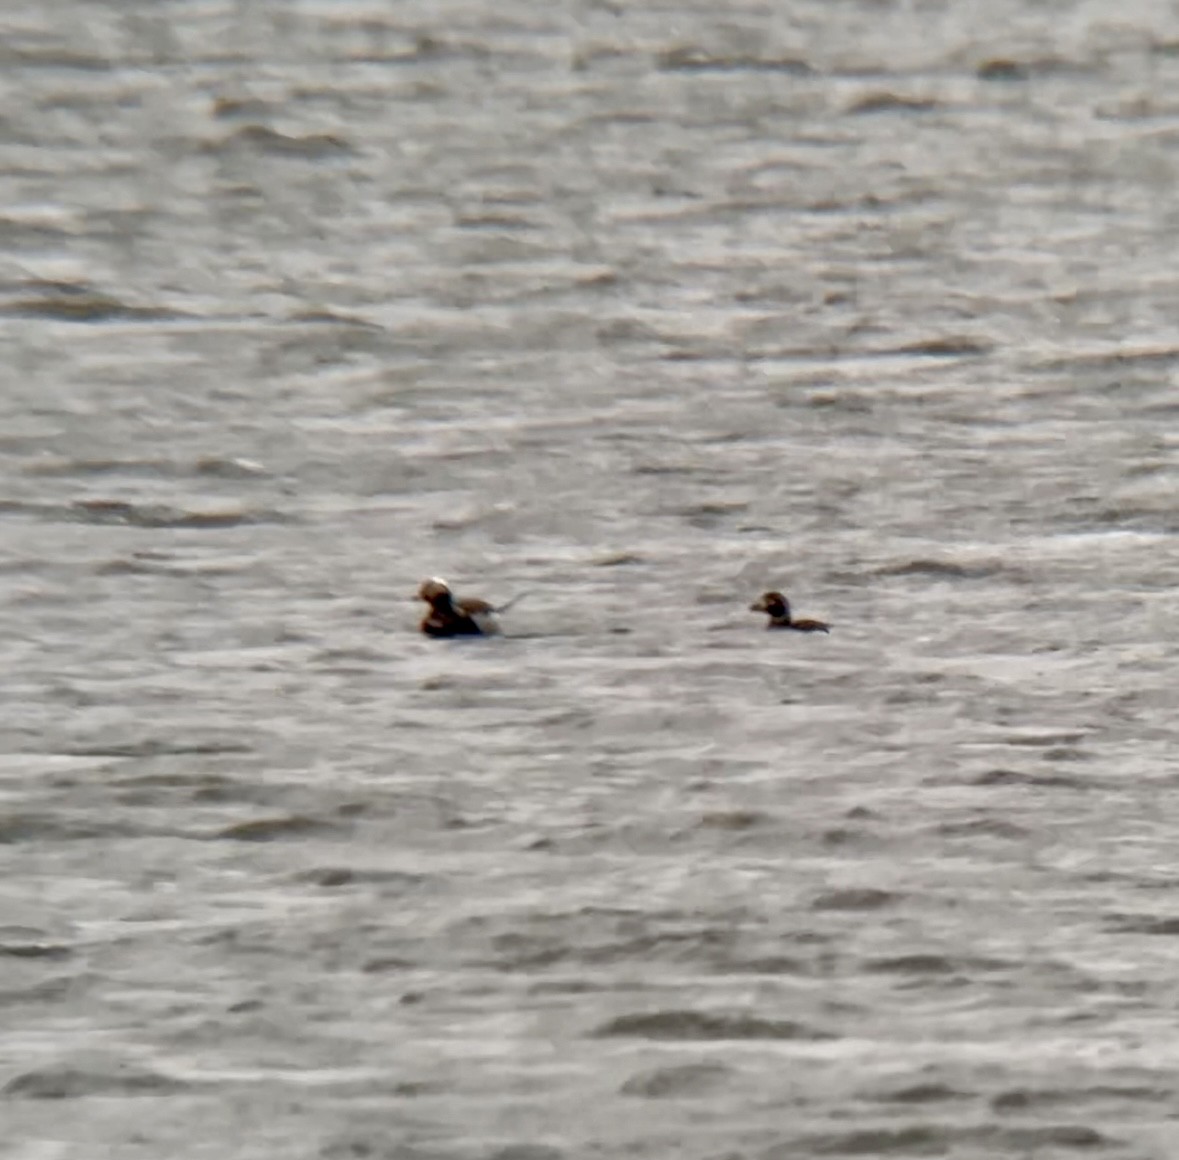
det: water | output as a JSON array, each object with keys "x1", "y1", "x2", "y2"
[{"x1": 3, "y1": 1, "x2": 1179, "y2": 1156}]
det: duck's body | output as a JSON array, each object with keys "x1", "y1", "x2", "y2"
[
  {"x1": 417, "y1": 578, "x2": 502, "y2": 638},
  {"x1": 750, "y1": 591, "x2": 829, "y2": 633}
]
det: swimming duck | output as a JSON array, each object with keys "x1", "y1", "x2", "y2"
[
  {"x1": 750, "y1": 591, "x2": 829, "y2": 633},
  {"x1": 417, "y1": 577, "x2": 498, "y2": 637},
  {"x1": 417, "y1": 577, "x2": 523, "y2": 638}
]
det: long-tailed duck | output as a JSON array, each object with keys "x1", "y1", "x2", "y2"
[
  {"x1": 750, "y1": 591, "x2": 830, "y2": 633},
  {"x1": 417, "y1": 577, "x2": 522, "y2": 638}
]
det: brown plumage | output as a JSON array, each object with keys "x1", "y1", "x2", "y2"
[
  {"x1": 417, "y1": 578, "x2": 500, "y2": 638},
  {"x1": 749, "y1": 591, "x2": 829, "y2": 633}
]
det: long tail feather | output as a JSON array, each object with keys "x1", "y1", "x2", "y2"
[{"x1": 494, "y1": 591, "x2": 530, "y2": 615}]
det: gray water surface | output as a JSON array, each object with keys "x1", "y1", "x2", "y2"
[{"x1": 3, "y1": 2, "x2": 1179, "y2": 1157}]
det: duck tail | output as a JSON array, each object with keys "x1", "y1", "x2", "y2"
[{"x1": 494, "y1": 591, "x2": 530, "y2": 615}]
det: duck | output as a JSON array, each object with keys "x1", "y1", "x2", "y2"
[
  {"x1": 749, "y1": 591, "x2": 829, "y2": 633},
  {"x1": 417, "y1": 577, "x2": 525, "y2": 638}
]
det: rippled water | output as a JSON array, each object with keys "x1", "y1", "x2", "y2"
[{"x1": 4, "y1": 1, "x2": 1179, "y2": 1157}]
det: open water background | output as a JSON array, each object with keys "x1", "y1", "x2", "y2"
[{"x1": 3, "y1": 1, "x2": 1179, "y2": 1157}]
